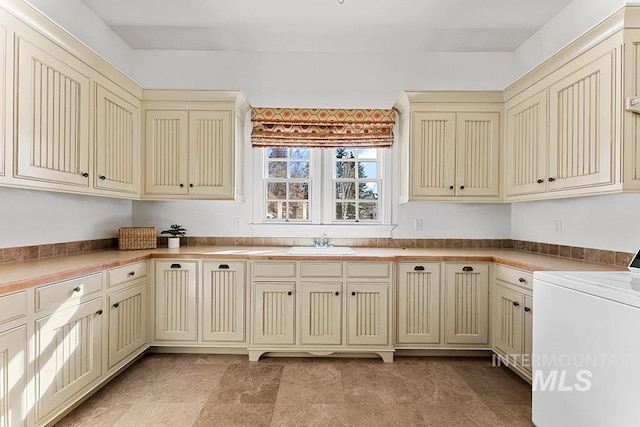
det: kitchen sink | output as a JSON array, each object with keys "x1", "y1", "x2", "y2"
[{"x1": 288, "y1": 246, "x2": 354, "y2": 255}]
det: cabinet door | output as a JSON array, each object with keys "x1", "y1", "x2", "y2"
[
  {"x1": 397, "y1": 263, "x2": 440, "y2": 344},
  {"x1": 0, "y1": 22, "x2": 6, "y2": 179},
  {"x1": 35, "y1": 298, "x2": 103, "y2": 421},
  {"x1": 410, "y1": 112, "x2": 457, "y2": 197},
  {"x1": 188, "y1": 110, "x2": 233, "y2": 197},
  {"x1": 145, "y1": 110, "x2": 189, "y2": 195},
  {"x1": 108, "y1": 281, "x2": 147, "y2": 368},
  {"x1": 493, "y1": 285, "x2": 524, "y2": 356},
  {"x1": 202, "y1": 261, "x2": 245, "y2": 343},
  {"x1": 95, "y1": 83, "x2": 140, "y2": 194},
  {"x1": 15, "y1": 34, "x2": 91, "y2": 187},
  {"x1": 347, "y1": 283, "x2": 389, "y2": 346},
  {"x1": 523, "y1": 295, "x2": 533, "y2": 373},
  {"x1": 455, "y1": 112, "x2": 500, "y2": 197},
  {"x1": 444, "y1": 263, "x2": 489, "y2": 345},
  {"x1": 548, "y1": 50, "x2": 615, "y2": 190},
  {"x1": 300, "y1": 282, "x2": 342, "y2": 345},
  {"x1": 505, "y1": 90, "x2": 548, "y2": 196},
  {"x1": 0, "y1": 325, "x2": 26, "y2": 427},
  {"x1": 253, "y1": 282, "x2": 296, "y2": 345},
  {"x1": 154, "y1": 261, "x2": 198, "y2": 342}
]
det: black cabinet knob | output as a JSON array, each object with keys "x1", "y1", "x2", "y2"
[
  {"x1": 460, "y1": 185, "x2": 465, "y2": 190},
  {"x1": 81, "y1": 172, "x2": 89, "y2": 178},
  {"x1": 179, "y1": 184, "x2": 184, "y2": 188},
  {"x1": 335, "y1": 291, "x2": 340, "y2": 296},
  {"x1": 513, "y1": 301, "x2": 520, "y2": 307},
  {"x1": 287, "y1": 291, "x2": 293, "y2": 296},
  {"x1": 524, "y1": 307, "x2": 531, "y2": 312},
  {"x1": 352, "y1": 291, "x2": 356, "y2": 296},
  {"x1": 518, "y1": 277, "x2": 525, "y2": 283},
  {"x1": 73, "y1": 286, "x2": 81, "y2": 292},
  {"x1": 449, "y1": 185, "x2": 454, "y2": 190},
  {"x1": 537, "y1": 179, "x2": 544, "y2": 184},
  {"x1": 98, "y1": 175, "x2": 106, "y2": 180},
  {"x1": 128, "y1": 271, "x2": 135, "y2": 277},
  {"x1": 548, "y1": 177, "x2": 555, "y2": 182},
  {"x1": 96, "y1": 309, "x2": 103, "y2": 315},
  {"x1": 189, "y1": 184, "x2": 194, "y2": 188},
  {"x1": 113, "y1": 303, "x2": 120, "y2": 308}
]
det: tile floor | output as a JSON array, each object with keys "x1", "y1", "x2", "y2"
[{"x1": 55, "y1": 354, "x2": 533, "y2": 427}]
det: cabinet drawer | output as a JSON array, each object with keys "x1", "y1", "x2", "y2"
[
  {"x1": 35, "y1": 273, "x2": 103, "y2": 311},
  {"x1": 0, "y1": 291, "x2": 27, "y2": 324},
  {"x1": 107, "y1": 261, "x2": 148, "y2": 288},
  {"x1": 346, "y1": 262, "x2": 390, "y2": 278},
  {"x1": 253, "y1": 262, "x2": 297, "y2": 278},
  {"x1": 300, "y1": 262, "x2": 343, "y2": 278},
  {"x1": 496, "y1": 265, "x2": 533, "y2": 290}
]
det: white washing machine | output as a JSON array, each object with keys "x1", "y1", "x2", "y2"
[{"x1": 533, "y1": 270, "x2": 640, "y2": 427}]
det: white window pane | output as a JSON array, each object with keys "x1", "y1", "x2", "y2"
[
  {"x1": 266, "y1": 182, "x2": 286, "y2": 199},
  {"x1": 357, "y1": 148, "x2": 377, "y2": 159},
  {"x1": 290, "y1": 148, "x2": 310, "y2": 159},
  {"x1": 289, "y1": 182, "x2": 309, "y2": 200},
  {"x1": 268, "y1": 161, "x2": 287, "y2": 178},
  {"x1": 358, "y1": 161, "x2": 377, "y2": 179},
  {"x1": 336, "y1": 202, "x2": 356, "y2": 220},
  {"x1": 289, "y1": 202, "x2": 309, "y2": 220},
  {"x1": 268, "y1": 147, "x2": 288, "y2": 158},
  {"x1": 336, "y1": 161, "x2": 356, "y2": 178},
  {"x1": 359, "y1": 182, "x2": 378, "y2": 200},
  {"x1": 335, "y1": 148, "x2": 356, "y2": 159},
  {"x1": 336, "y1": 182, "x2": 355, "y2": 200},
  {"x1": 289, "y1": 161, "x2": 310, "y2": 178},
  {"x1": 266, "y1": 201, "x2": 286, "y2": 220},
  {"x1": 359, "y1": 202, "x2": 378, "y2": 220}
]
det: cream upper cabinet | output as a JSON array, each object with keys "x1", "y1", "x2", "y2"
[
  {"x1": 300, "y1": 281, "x2": 343, "y2": 345},
  {"x1": 95, "y1": 82, "x2": 140, "y2": 195},
  {"x1": 142, "y1": 90, "x2": 249, "y2": 201},
  {"x1": 443, "y1": 262, "x2": 489, "y2": 345},
  {"x1": 14, "y1": 30, "x2": 91, "y2": 189},
  {"x1": 548, "y1": 50, "x2": 615, "y2": 191},
  {"x1": 396, "y1": 263, "x2": 440, "y2": 345},
  {"x1": 395, "y1": 92, "x2": 502, "y2": 202},
  {"x1": 505, "y1": 89, "x2": 548, "y2": 196},
  {"x1": 0, "y1": 21, "x2": 6, "y2": 180},
  {"x1": 202, "y1": 261, "x2": 246, "y2": 343},
  {"x1": 0, "y1": 325, "x2": 26, "y2": 427},
  {"x1": 154, "y1": 260, "x2": 198, "y2": 342}
]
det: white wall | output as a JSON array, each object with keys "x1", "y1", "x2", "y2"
[
  {"x1": 0, "y1": 187, "x2": 132, "y2": 248},
  {"x1": 511, "y1": 193, "x2": 640, "y2": 253},
  {"x1": 512, "y1": 0, "x2": 626, "y2": 80},
  {"x1": 25, "y1": 0, "x2": 134, "y2": 75}
]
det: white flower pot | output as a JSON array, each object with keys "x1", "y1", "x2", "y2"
[{"x1": 167, "y1": 237, "x2": 180, "y2": 249}]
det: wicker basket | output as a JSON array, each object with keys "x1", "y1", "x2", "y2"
[{"x1": 118, "y1": 227, "x2": 157, "y2": 250}]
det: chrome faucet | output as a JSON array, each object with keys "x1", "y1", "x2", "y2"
[{"x1": 313, "y1": 232, "x2": 330, "y2": 247}]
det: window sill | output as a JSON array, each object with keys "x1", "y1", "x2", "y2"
[{"x1": 250, "y1": 223, "x2": 396, "y2": 238}]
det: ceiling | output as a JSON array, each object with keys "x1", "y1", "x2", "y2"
[{"x1": 79, "y1": 0, "x2": 575, "y2": 53}]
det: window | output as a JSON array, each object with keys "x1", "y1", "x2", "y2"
[{"x1": 258, "y1": 147, "x2": 388, "y2": 224}]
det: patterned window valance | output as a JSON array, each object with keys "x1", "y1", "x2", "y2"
[{"x1": 251, "y1": 108, "x2": 395, "y2": 148}]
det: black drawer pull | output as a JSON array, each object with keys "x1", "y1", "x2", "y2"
[
  {"x1": 537, "y1": 179, "x2": 544, "y2": 184},
  {"x1": 524, "y1": 307, "x2": 531, "y2": 312},
  {"x1": 113, "y1": 303, "x2": 120, "y2": 308},
  {"x1": 96, "y1": 309, "x2": 103, "y2": 315},
  {"x1": 414, "y1": 266, "x2": 425, "y2": 271},
  {"x1": 128, "y1": 271, "x2": 136, "y2": 277},
  {"x1": 170, "y1": 263, "x2": 182, "y2": 269},
  {"x1": 462, "y1": 266, "x2": 474, "y2": 272},
  {"x1": 73, "y1": 286, "x2": 81, "y2": 292},
  {"x1": 518, "y1": 277, "x2": 525, "y2": 283},
  {"x1": 513, "y1": 301, "x2": 520, "y2": 307},
  {"x1": 219, "y1": 264, "x2": 230, "y2": 269}
]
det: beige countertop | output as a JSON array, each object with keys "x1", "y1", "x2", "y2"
[{"x1": 0, "y1": 246, "x2": 625, "y2": 296}]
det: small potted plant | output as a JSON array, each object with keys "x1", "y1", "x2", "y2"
[{"x1": 161, "y1": 224, "x2": 187, "y2": 249}]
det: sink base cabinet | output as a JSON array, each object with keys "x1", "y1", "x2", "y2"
[{"x1": 249, "y1": 262, "x2": 394, "y2": 362}]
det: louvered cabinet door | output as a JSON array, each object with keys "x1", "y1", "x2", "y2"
[
  {"x1": 548, "y1": 50, "x2": 615, "y2": 190},
  {"x1": 202, "y1": 261, "x2": 245, "y2": 343},
  {"x1": 300, "y1": 282, "x2": 342, "y2": 345},
  {"x1": 505, "y1": 90, "x2": 548, "y2": 196},
  {"x1": 493, "y1": 285, "x2": 524, "y2": 356},
  {"x1": 455, "y1": 112, "x2": 500, "y2": 197},
  {"x1": 14, "y1": 34, "x2": 91, "y2": 187},
  {"x1": 145, "y1": 110, "x2": 189, "y2": 195},
  {"x1": 253, "y1": 282, "x2": 296, "y2": 345},
  {"x1": 35, "y1": 298, "x2": 103, "y2": 422},
  {"x1": 443, "y1": 263, "x2": 489, "y2": 345},
  {"x1": 154, "y1": 261, "x2": 198, "y2": 342},
  {"x1": 347, "y1": 283, "x2": 389, "y2": 346},
  {"x1": 0, "y1": 325, "x2": 26, "y2": 427},
  {"x1": 410, "y1": 112, "x2": 457, "y2": 197},
  {"x1": 108, "y1": 281, "x2": 147, "y2": 368},
  {"x1": 188, "y1": 110, "x2": 233, "y2": 197},
  {"x1": 396, "y1": 263, "x2": 440, "y2": 345},
  {"x1": 95, "y1": 83, "x2": 140, "y2": 194}
]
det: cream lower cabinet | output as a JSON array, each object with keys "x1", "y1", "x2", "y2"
[
  {"x1": 493, "y1": 265, "x2": 534, "y2": 379},
  {"x1": 300, "y1": 282, "x2": 342, "y2": 346},
  {"x1": 396, "y1": 263, "x2": 440, "y2": 345},
  {"x1": 34, "y1": 298, "x2": 104, "y2": 423},
  {"x1": 107, "y1": 281, "x2": 147, "y2": 369},
  {"x1": 253, "y1": 281, "x2": 296, "y2": 346},
  {"x1": 0, "y1": 325, "x2": 26, "y2": 427},
  {"x1": 202, "y1": 261, "x2": 246, "y2": 343},
  {"x1": 154, "y1": 260, "x2": 198, "y2": 342},
  {"x1": 443, "y1": 262, "x2": 489, "y2": 345},
  {"x1": 347, "y1": 283, "x2": 388, "y2": 346}
]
